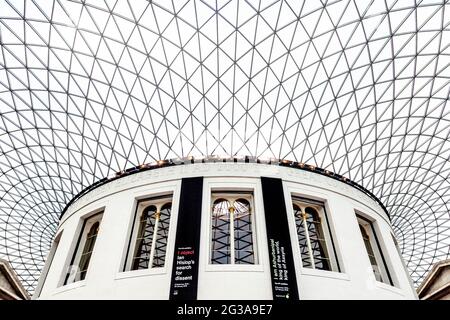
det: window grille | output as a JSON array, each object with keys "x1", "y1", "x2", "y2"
[{"x1": 211, "y1": 193, "x2": 256, "y2": 265}]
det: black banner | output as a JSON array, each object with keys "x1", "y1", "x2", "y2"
[
  {"x1": 169, "y1": 177, "x2": 203, "y2": 300},
  {"x1": 261, "y1": 177, "x2": 299, "y2": 300}
]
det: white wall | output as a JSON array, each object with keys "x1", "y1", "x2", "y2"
[{"x1": 36, "y1": 163, "x2": 417, "y2": 300}]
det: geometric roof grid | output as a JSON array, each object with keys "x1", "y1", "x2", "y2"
[{"x1": 1, "y1": 0, "x2": 449, "y2": 293}]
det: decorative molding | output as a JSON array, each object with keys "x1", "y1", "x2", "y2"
[{"x1": 62, "y1": 163, "x2": 386, "y2": 225}]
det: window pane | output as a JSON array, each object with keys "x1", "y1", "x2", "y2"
[
  {"x1": 234, "y1": 199, "x2": 255, "y2": 264},
  {"x1": 210, "y1": 194, "x2": 256, "y2": 265},
  {"x1": 152, "y1": 203, "x2": 171, "y2": 268},
  {"x1": 132, "y1": 205, "x2": 157, "y2": 270},
  {"x1": 64, "y1": 214, "x2": 102, "y2": 285},
  {"x1": 359, "y1": 223, "x2": 383, "y2": 282},
  {"x1": 128, "y1": 196, "x2": 173, "y2": 271},
  {"x1": 77, "y1": 222, "x2": 99, "y2": 281},
  {"x1": 293, "y1": 199, "x2": 335, "y2": 271},
  {"x1": 294, "y1": 205, "x2": 312, "y2": 268},
  {"x1": 305, "y1": 207, "x2": 330, "y2": 271},
  {"x1": 211, "y1": 198, "x2": 231, "y2": 264}
]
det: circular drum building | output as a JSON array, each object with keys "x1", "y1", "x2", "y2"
[
  {"x1": 3, "y1": 0, "x2": 450, "y2": 300},
  {"x1": 35, "y1": 159, "x2": 417, "y2": 299}
]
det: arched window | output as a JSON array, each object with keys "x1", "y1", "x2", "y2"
[
  {"x1": 359, "y1": 224, "x2": 381, "y2": 281},
  {"x1": 126, "y1": 195, "x2": 173, "y2": 271},
  {"x1": 293, "y1": 198, "x2": 339, "y2": 271},
  {"x1": 64, "y1": 212, "x2": 103, "y2": 285},
  {"x1": 211, "y1": 198, "x2": 231, "y2": 264},
  {"x1": 356, "y1": 215, "x2": 393, "y2": 285},
  {"x1": 78, "y1": 222, "x2": 99, "y2": 280},
  {"x1": 233, "y1": 199, "x2": 254, "y2": 264},
  {"x1": 152, "y1": 203, "x2": 171, "y2": 267},
  {"x1": 211, "y1": 193, "x2": 256, "y2": 265},
  {"x1": 132, "y1": 205, "x2": 157, "y2": 270}
]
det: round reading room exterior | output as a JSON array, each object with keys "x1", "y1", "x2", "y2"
[{"x1": 34, "y1": 159, "x2": 418, "y2": 300}]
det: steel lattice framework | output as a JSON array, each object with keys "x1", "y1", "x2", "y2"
[{"x1": 1, "y1": 0, "x2": 450, "y2": 294}]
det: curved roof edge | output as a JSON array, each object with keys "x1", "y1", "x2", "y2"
[{"x1": 60, "y1": 156, "x2": 389, "y2": 221}]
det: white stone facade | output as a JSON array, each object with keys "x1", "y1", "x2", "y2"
[{"x1": 35, "y1": 163, "x2": 418, "y2": 300}]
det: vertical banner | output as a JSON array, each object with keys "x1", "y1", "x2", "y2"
[
  {"x1": 261, "y1": 177, "x2": 299, "y2": 300},
  {"x1": 169, "y1": 177, "x2": 203, "y2": 300}
]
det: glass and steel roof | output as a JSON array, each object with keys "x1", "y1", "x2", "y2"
[{"x1": 1, "y1": 0, "x2": 449, "y2": 293}]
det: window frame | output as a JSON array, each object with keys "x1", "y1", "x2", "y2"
[
  {"x1": 61, "y1": 211, "x2": 103, "y2": 286},
  {"x1": 117, "y1": 181, "x2": 181, "y2": 279},
  {"x1": 283, "y1": 182, "x2": 348, "y2": 281},
  {"x1": 210, "y1": 191, "x2": 258, "y2": 265},
  {"x1": 291, "y1": 196, "x2": 341, "y2": 273},
  {"x1": 123, "y1": 194, "x2": 174, "y2": 272},
  {"x1": 201, "y1": 177, "x2": 265, "y2": 273},
  {"x1": 356, "y1": 213, "x2": 394, "y2": 286}
]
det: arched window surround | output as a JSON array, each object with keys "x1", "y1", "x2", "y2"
[
  {"x1": 210, "y1": 191, "x2": 258, "y2": 265},
  {"x1": 62, "y1": 212, "x2": 103, "y2": 286},
  {"x1": 356, "y1": 214, "x2": 394, "y2": 286},
  {"x1": 291, "y1": 197, "x2": 340, "y2": 273},
  {"x1": 124, "y1": 195, "x2": 173, "y2": 272}
]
